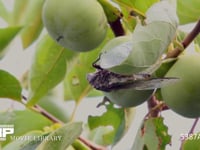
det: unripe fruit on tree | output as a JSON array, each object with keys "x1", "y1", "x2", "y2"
[
  {"x1": 42, "y1": 0, "x2": 107, "y2": 52},
  {"x1": 104, "y1": 89, "x2": 154, "y2": 108},
  {"x1": 161, "y1": 54, "x2": 200, "y2": 118}
]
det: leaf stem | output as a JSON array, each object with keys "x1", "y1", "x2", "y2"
[
  {"x1": 97, "y1": 0, "x2": 125, "y2": 36},
  {"x1": 166, "y1": 19, "x2": 200, "y2": 58}
]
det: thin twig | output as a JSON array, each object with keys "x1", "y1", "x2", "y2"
[
  {"x1": 146, "y1": 96, "x2": 168, "y2": 118},
  {"x1": 33, "y1": 105, "x2": 63, "y2": 124},
  {"x1": 22, "y1": 95, "x2": 107, "y2": 150},
  {"x1": 22, "y1": 95, "x2": 64, "y2": 124},
  {"x1": 78, "y1": 136, "x2": 108, "y2": 150}
]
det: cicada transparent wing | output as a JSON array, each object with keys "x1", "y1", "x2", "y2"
[{"x1": 127, "y1": 77, "x2": 180, "y2": 90}]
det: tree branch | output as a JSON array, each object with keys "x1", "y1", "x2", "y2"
[
  {"x1": 109, "y1": 17, "x2": 125, "y2": 36},
  {"x1": 97, "y1": 0, "x2": 125, "y2": 36},
  {"x1": 166, "y1": 20, "x2": 200, "y2": 58},
  {"x1": 147, "y1": 20, "x2": 200, "y2": 117},
  {"x1": 78, "y1": 136, "x2": 108, "y2": 150}
]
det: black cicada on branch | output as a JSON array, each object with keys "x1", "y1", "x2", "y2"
[{"x1": 87, "y1": 56, "x2": 179, "y2": 92}]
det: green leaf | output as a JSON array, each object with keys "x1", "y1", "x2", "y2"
[
  {"x1": 0, "y1": 69, "x2": 22, "y2": 100},
  {"x1": 88, "y1": 104, "x2": 134, "y2": 146},
  {"x1": 131, "y1": 117, "x2": 171, "y2": 150},
  {"x1": 100, "y1": 1, "x2": 178, "y2": 74},
  {"x1": 11, "y1": 0, "x2": 30, "y2": 24},
  {"x1": 126, "y1": 1, "x2": 178, "y2": 70},
  {"x1": 115, "y1": 0, "x2": 159, "y2": 13},
  {"x1": 27, "y1": 35, "x2": 68, "y2": 106},
  {"x1": 177, "y1": 0, "x2": 200, "y2": 25},
  {"x1": 38, "y1": 94, "x2": 69, "y2": 123},
  {"x1": 64, "y1": 52, "x2": 97, "y2": 101},
  {"x1": 130, "y1": 0, "x2": 159, "y2": 13},
  {"x1": 182, "y1": 133, "x2": 200, "y2": 150},
  {"x1": 3, "y1": 131, "x2": 45, "y2": 150},
  {"x1": 36, "y1": 122, "x2": 83, "y2": 150},
  {"x1": 114, "y1": 0, "x2": 159, "y2": 30},
  {"x1": 0, "y1": 109, "x2": 52, "y2": 146},
  {"x1": 12, "y1": 0, "x2": 44, "y2": 48},
  {"x1": 0, "y1": 27, "x2": 22, "y2": 58},
  {"x1": 155, "y1": 58, "x2": 177, "y2": 77},
  {"x1": 98, "y1": 0, "x2": 121, "y2": 22},
  {"x1": 87, "y1": 89, "x2": 103, "y2": 97},
  {"x1": 0, "y1": 1, "x2": 11, "y2": 22},
  {"x1": 64, "y1": 29, "x2": 113, "y2": 101}
]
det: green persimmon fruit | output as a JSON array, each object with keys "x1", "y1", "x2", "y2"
[
  {"x1": 42, "y1": 0, "x2": 107, "y2": 52},
  {"x1": 161, "y1": 53, "x2": 200, "y2": 118},
  {"x1": 104, "y1": 89, "x2": 154, "y2": 107}
]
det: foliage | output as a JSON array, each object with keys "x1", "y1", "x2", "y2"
[{"x1": 0, "y1": 0, "x2": 200, "y2": 150}]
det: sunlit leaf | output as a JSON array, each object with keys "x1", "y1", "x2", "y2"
[
  {"x1": 0, "y1": 27, "x2": 22, "y2": 58},
  {"x1": 114, "y1": 0, "x2": 159, "y2": 13},
  {"x1": 177, "y1": 0, "x2": 200, "y2": 25},
  {"x1": 182, "y1": 133, "x2": 200, "y2": 150},
  {"x1": 27, "y1": 35, "x2": 68, "y2": 106},
  {"x1": 3, "y1": 131, "x2": 45, "y2": 150},
  {"x1": 131, "y1": 117, "x2": 171, "y2": 150},
  {"x1": 0, "y1": 69, "x2": 22, "y2": 100},
  {"x1": 88, "y1": 104, "x2": 134, "y2": 146},
  {"x1": 36, "y1": 122, "x2": 82, "y2": 150},
  {"x1": 130, "y1": 0, "x2": 159, "y2": 13},
  {"x1": 114, "y1": 0, "x2": 159, "y2": 31},
  {"x1": 100, "y1": 1, "x2": 178, "y2": 74},
  {"x1": 12, "y1": 0, "x2": 44, "y2": 48},
  {"x1": 0, "y1": 109, "x2": 52, "y2": 146}
]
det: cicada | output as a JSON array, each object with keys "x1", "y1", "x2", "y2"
[{"x1": 87, "y1": 57, "x2": 179, "y2": 92}]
